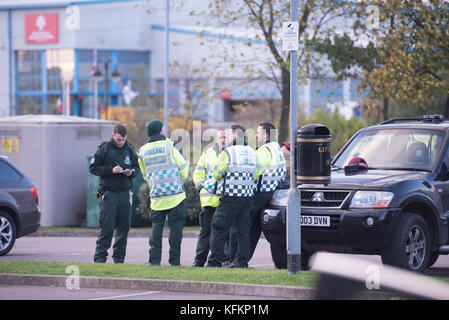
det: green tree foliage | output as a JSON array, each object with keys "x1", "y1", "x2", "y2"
[
  {"x1": 312, "y1": 0, "x2": 449, "y2": 119},
  {"x1": 301, "y1": 109, "x2": 369, "y2": 156},
  {"x1": 191, "y1": 0, "x2": 354, "y2": 143}
]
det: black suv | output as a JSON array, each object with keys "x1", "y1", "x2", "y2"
[
  {"x1": 262, "y1": 115, "x2": 449, "y2": 272},
  {"x1": 0, "y1": 156, "x2": 40, "y2": 256}
]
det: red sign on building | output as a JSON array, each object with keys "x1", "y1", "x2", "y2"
[{"x1": 25, "y1": 13, "x2": 59, "y2": 44}]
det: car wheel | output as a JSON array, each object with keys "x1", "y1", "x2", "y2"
[
  {"x1": 269, "y1": 244, "x2": 312, "y2": 270},
  {"x1": 381, "y1": 212, "x2": 431, "y2": 273},
  {"x1": 301, "y1": 250, "x2": 314, "y2": 271},
  {"x1": 427, "y1": 251, "x2": 439, "y2": 268},
  {"x1": 0, "y1": 211, "x2": 16, "y2": 256},
  {"x1": 270, "y1": 243, "x2": 287, "y2": 269}
]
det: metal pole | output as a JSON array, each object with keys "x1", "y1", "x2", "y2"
[
  {"x1": 65, "y1": 80, "x2": 71, "y2": 116},
  {"x1": 164, "y1": 0, "x2": 170, "y2": 135},
  {"x1": 93, "y1": 49, "x2": 98, "y2": 119},
  {"x1": 94, "y1": 80, "x2": 98, "y2": 119},
  {"x1": 286, "y1": 0, "x2": 301, "y2": 274},
  {"x1": 104, "y1": 61, "x2": 109, "y2": 120}
]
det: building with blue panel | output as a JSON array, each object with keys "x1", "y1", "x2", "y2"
[{"x1": 0, "y1": 0, "x2": 365, "y2": 122}]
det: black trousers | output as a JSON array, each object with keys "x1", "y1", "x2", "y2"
[
  {"x1": 193, "y1": 206, "x2": 216, "y2": 266},
  {"x1": 207, "y1": 196, "x2": 252, "y2": 268},
  {"x1": 94, "y1": 190, "x2": 131, "y2": 263},
  {"x1": 229, "y1": 192, "x2": 273, "y2": 264}
]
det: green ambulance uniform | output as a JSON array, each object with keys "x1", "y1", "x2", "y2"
[
  {"x1": 249, "y1": 141, "x2": 286, "y2": 259},
  {"x1": 192, "y1": 144, "x2": 222, "y2": 267},
  {"x1": 139, "y1": 131, "x2": 189, "y2": 266},
  {"x1": 206, "y1": 140, "x2": 261, "y2": 268},
  {"x1": 90, "y1": 139, "x2": 140, "y2": 263}
]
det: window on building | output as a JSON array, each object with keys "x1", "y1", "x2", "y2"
[
  {"x1": 15, "y1": 49, "x2": 151, "y2": 117},
  {"x1": 117, "y1": 51, "x2": 150, "y2": 93},
  {"x1": 78, "y1": 49, "x2": 94, "y2": 92},
  {"x1": 16, "y1": 95, "x2": 42, "y2": 114},
  {"x1": 16, "y1": 51, "x2": 42, "y2": 92},
  {"x1": 46, "y1": 49, "x2": 74, "y2": 91},
  {"x1": 46, "y1": 49, "x2": 74, "y2": 85}
]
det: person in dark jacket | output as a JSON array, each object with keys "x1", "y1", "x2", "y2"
[{"x1": 90, "y1": 123, "x2": 140, "y2": 263}]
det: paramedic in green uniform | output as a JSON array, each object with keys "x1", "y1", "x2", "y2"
[
  {"x1": 90, "y1": 123, "x2": 140, "y2": 263},
  {"x1": 138, "y1": 120, "x2": 189, "y2": 266}
]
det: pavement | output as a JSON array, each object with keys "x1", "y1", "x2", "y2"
[
  {"x1": 28, "y1": 228, "x2": 200, "y2": 238},
  {"x1": 0, "y1": 228, "x2": 410, "y2": 300}
]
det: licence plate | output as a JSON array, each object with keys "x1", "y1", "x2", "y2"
[{"x1": 301, "y1": 215, "x2": 330, "y2": 227}]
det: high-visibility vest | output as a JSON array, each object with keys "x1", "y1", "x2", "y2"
[
  {"x1": 214, "y1": 145, "x2": 257, "y2": 197},
  {"x1": 138, "y1": 139, "x2": 189, "y2": 210},
  {"x1": 193, "y1": 146, "x2": 222, "y2": 208},
  {"x1": 257, "y1": 142, "x2": 287, "y2": 192}
]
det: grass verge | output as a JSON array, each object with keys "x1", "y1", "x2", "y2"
[
  {"x1": 39, "y1": 226, "x2": 200, "y2": 232},
  {"x1": 0, "y1": 260, "x2": 317, "y2": 287}
]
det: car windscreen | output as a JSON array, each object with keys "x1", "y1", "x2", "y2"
[{"x1": 333, "y1": 128, "x2": 445, "y2": 171}]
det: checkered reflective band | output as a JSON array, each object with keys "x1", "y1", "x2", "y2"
[
  {"x1": 258, "y1": 142, "x2": 287, "y2": 192},
  {"x1": 141, "y1": 140, "x2": 184, "y2": 199},
  {"x1": 222, "y1": 145, "x2": 257, "y2": 197},
  {"x1": 223, "y1": 171, "x2": 256, "y2": 197},
  {"x1": 259, "y1": 166, "x2": 287, "y2": 192},
  {"x1": 202, "y1": 170, "x2": 223, "y2": 195},
  {"x1": 148, "y1": 167, "x2": 184, "y2": 199}
]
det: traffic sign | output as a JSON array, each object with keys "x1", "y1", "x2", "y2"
[{"x1": 282, "y1": 21, "x2": 298, "y2": 51}]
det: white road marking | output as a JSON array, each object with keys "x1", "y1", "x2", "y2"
[{"x1": 88, "y1": 290, "x2": 162, "y2": 300}]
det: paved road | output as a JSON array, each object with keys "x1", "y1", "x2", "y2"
[
  {"x1": 0, "y1": 284, "x2": 285, "y2": 300},
  {"x1": 1, "y1": 236, "x2": 275, "y2": 268},
  {"x1": 1, "y1": 236, "x2": 449, "y2": 301},
  {"x1": 2, "y1": 235, "x2": 449, "y2": 275}
]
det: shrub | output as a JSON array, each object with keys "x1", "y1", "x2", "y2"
[
  {"x1": 136, "y1": 178, "x2": 201, "y2": 226},
  {"x1": 301, "y1": 109, "x2": 369, "y2": 156}
]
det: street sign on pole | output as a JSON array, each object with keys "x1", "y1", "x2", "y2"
[
  {"x1": 164, "y1": 0, "x2": 170, "y2": 135},
  {"x1": 286, "y1": 0, "x2": 301, "y2": 275},
  {"x1": 282, "y1": 21, "x2": 299, "y2": 51}
]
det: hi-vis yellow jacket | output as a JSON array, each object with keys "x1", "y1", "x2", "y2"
[
  {"x1": 193, "y1": 145, "x2": 221, "y2": 208},
  {"x1": 212, "y1": 142, "x2": 261, "y2": 197},
  {"x1": 256, "y1": 141, "x2": 287, "y2": 192},
  {"x1": 138, "y1": 138, "x2": 189, "y2": 211}
]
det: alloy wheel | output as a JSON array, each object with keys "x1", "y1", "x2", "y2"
[
  {"x1": 0, "y1": 216, "x2": 13, "y2": 251},
  {"x1": 405, "y1": 225, "x2": 426, "y2": 270}
]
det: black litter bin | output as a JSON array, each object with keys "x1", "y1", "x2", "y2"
[{"x1": 296, "y1": 124, "x2": 331, "y2": 184}]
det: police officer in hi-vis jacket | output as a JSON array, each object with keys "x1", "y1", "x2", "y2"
[
  {"x1": 138, "y1": 120, "x2": 189, "y2": 266},
  {"x1": 192, "y1": 129, "x2": 226, "y2": 267},
  {"x1": 206, "y1": 125, "x2": 261, "y2": 268},
  {"x1": 249, "y1": 122, "x2": 286, "y2": 260}
]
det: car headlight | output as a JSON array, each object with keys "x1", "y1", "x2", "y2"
[
  {"x1": 349, "y1": 191, "x2": 394, "y2": 208},
  {"x1": 270, "y1": 189, "x2": 288, "y2": 207}
]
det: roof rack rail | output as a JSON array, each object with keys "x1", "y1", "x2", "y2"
[{"x1": 380, "y1": 114, "x2": 446, "y2": 125}]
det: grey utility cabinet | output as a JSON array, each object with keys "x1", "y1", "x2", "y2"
[{"x1": 0, "y1": 115, "x2": 116, "y2": 226}]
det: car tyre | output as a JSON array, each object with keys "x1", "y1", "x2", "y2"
[
  {"x1": 270, "y1": 243, "x2": 312, "y2": 270},
  {"x1": 0, "y1": 211, "x2": 16, "y2": 256},
  {"x1": 270, "y1": 243, "x2": 287, "y2": 269},
  {"x1": 381, "y1": 212, "x2": 431, "y2": 273},
  {"x1": 427, "y1": 251, "x2": 439, "y2": 268}
]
